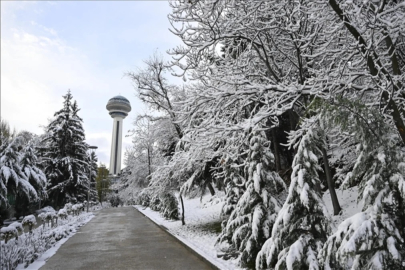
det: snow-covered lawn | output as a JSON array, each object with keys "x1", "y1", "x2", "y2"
[
  {"x1": 135, "y1": 187, "x2": 362, "y2": 270},
  {"x1": 135, "y1": 193, "x2": 242, "y2": 270},
  {"x1": 322, "y1": 186, "x2": 362, "y2": 232}
]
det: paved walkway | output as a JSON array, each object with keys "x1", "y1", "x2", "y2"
[{"x1": 40, "y1": 207, "x2": 214, "y2": 270}]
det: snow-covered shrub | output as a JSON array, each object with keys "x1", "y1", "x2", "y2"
[
  {"x1": 218, "y1": 131, "x2": 286, "y2": 268},
  {"x1": 37, "y1": 212, "x2": 47, "y2": 226},
  {"x1": 38, "y1": 211, "x2": 55, "y2": 227},
  {"x1": 256, "y1": 121, "x2": 331, "y2": 269},
  {"x1": 1, "y1": 226, "x2": 18, "y2": 243},
  {"x1": 58, "y1": 209, "x2": 68, "y2": 220},
  {"x1": 71, "y1": 203, "x2": 84, "y2": 216},
  {"x1": 10, "y1": 222, "x2": 23, "y2": 233},
  {"x1": 64, "y1": 203, "x2": 73, "y2": 215},
  {"x1": 149, "y1": 194, "x2": 161, "y2": 211},
  {"x1": 160, "y1": 193, "x2": 179, "y2": 220},
  {"x1": 46, "y1": 211, "x2": 56, "y2": 227},
  {"x1": 136, "y1": 190, "x2": 150, "y2": 207},
  {"x1": 22, "y1": 215, "x2": 37, "y2": 233}
]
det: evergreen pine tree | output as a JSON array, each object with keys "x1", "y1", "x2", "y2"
[
  {"x1": 256, "y1": 120, "x2": 331, "y2": 269},
  {"x1": 217, "y1": 130, "x2": 285, "y2": 268},
  {"x1": 0, "y1": 136, "x2": 38, "y2": 206},
  {"x1": 320, "y1": 101, "x2": 405, "y2": 270},
  {"x1": 220, "y1": 154, "x2": 246, "y2": 217},
  {"x1": 41, "y1": 91, "x2": 90, "y2": 207},
  {"x1": 20, "y1": 140, "x2": 47, "y2": 200}
]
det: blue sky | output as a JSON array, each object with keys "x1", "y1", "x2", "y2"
[{"x1": 1, "y1": 1, "x2": 182, "y2": 167}]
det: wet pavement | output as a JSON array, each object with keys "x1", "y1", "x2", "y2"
[{"x1": 39, "y1": 207, "x2": 214, "y2": 270}]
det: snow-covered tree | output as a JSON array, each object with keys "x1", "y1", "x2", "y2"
[
  {"x1": 218, "y1": 130, "x2": 285, "y2": 268},
  {"x1": 320, "y1": 101, "x2": 405, "y2": 270},
  {"x1": 41, "y1": 91, "x2": 90, "y2": 207},
  {"x1": 219, "y1": 154, "x2": 246, "y2": 217},
  {"x1": 0, "y1": 136, "x2": 39, "y2": 207},
  {"x1": 19, "y1": 140, "x2": 47, "y2": 201},
  {"x1": 256, "y1": 119, "x2": 331, "y2": 269}
]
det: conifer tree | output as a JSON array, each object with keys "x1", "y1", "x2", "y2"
[
  {"x1": 19, "y1": 140, "x2": 47, "y2": 200},
  {"x1": 256, "y1": 120, "x2": 331, "y2": 269},
  {"x1": 0, "y1": 136, "x2": 38, "y2": 206},
  {"x1": 320, "y1": 101, "x2": 405, "y2": 270},
  {"x1": 218, "y1": 130, "x2": 285, "y2": 268},
  {"x1": 41, "y1": 90, "x2": 90, "y2": 207},
  {"x1": 220, "y1": 154, "x2": 246, "y2": 217}
]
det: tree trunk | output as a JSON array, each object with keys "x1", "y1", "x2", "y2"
[
  {"x1": 147, "y1": 146, "x2": 151, "y2": 176},
  {"x1": 272, "y1": 128, "x2": 281, "y2": 171},
  {"x1": 206, "y1": 182, "x2": 215, "y2": 196},
  {"x1": 322, "y1": 147, "x2": 341, "y2": 215},
  {"x1": 179, "y1": 194, "x2": 185, "y2": 225}
]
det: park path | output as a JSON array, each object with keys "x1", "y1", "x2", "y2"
[{"x1": 39, "y1": 207, "x2": 214, "y2": 270}]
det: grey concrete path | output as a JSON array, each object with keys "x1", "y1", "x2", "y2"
[{"x1": 40, "y1": 207, "x2": 214, "y2": 270}]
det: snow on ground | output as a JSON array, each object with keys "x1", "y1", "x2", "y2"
[
  {"x1": 136, "y1": 187, "x2": 362, "y2": 270},
  {"x1": 135, "y1": 192, "x2": 242, "y2": 270},
  {"x1": 322, "y1": 186, "x2": 362, "y2": 232}
]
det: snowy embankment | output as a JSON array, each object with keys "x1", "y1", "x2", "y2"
[
  {"x1": 135, "y1": 193, "x2": 242, "y2": 270},
  {"x1": 136, "y1": 187, "x2": 361, "y2": 270},
  {"x1": 1, "y1": 211, "x2": 94, "y2": 270}
]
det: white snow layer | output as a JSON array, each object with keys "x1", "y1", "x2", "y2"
[{"x1": 135, "y1": 193, "x2": 242, "y2": 270}]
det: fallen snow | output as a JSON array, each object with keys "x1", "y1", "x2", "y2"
[
  {"x1": 135, "y1": 193, "x2": 242, "y2": 270},
  {"x1": 322, "y1": 186, "x2": 362, "y2": 232},
  {"x1": 134, "y1": 187, "x2": 362, "y2": 270}
]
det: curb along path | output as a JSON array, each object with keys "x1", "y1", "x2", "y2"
[{"x1": 40, "y1": 207, "x2": 215, "y2": 270}]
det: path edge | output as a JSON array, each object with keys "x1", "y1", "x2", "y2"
[{"x1": 133, "y1": 207, "x2": 221, "y2": 270}]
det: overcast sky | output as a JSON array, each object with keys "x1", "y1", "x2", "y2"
[{"x1": 1, "y1": 1, "x2": 181, "y2": 168}]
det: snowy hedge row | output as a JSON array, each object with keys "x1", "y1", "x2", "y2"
[{"x1": 0, "y1": 205, "x2": 93, "y2": 270}]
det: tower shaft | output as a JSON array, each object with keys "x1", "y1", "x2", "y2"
[{"x1": 109, "y1": 116, "x2": 124, "y2": 175}]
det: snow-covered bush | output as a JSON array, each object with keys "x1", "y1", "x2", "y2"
[
  {"x1": 0, "y1": 226, "x2": 18, "y2": 243},
  {"x1": 64, "y1": 202, "x2": 73, "y2": 215},
  {"x1": 135, "y1": 190, "x2": 150, "y2": 207},
  {"x1": 71, "y1": 203, "x2": 84, "y2": 216},
  {"x1": 149, "y1": 194, "x2": 161, "y2": 211},
  {"x1": 160, "y1": 193, "x2": 179, "y2": 220},
  {"x1": 58, "y1": 209, "x2": 68, "y2": 220},
  {"x1": 22, "y1": 215, "x2": 37, "y2": 233},
  {"x1": 38, "y1": 211, "x2": 56, "y2": 227}
]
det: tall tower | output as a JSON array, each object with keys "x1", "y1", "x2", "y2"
[{"x1": 106, "y1": 95, "x2": 131, "y2": 175}]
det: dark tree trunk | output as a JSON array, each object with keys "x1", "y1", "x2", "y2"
[
  {"x1": 272, "y1": 128, "x2": 281, "y2": 171},
  {"x1": 322, "y1": 147, "x2": 341, "y2": 215},
  {"x1": 147, "y1": 146, "x2": 151, "y2": 176},
  {"x1": 206, "y1": 182, "x2": 215, "y2": 196},
  {"x1": 179, "y1": 194, "x2": 185, "y2": 225}
]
